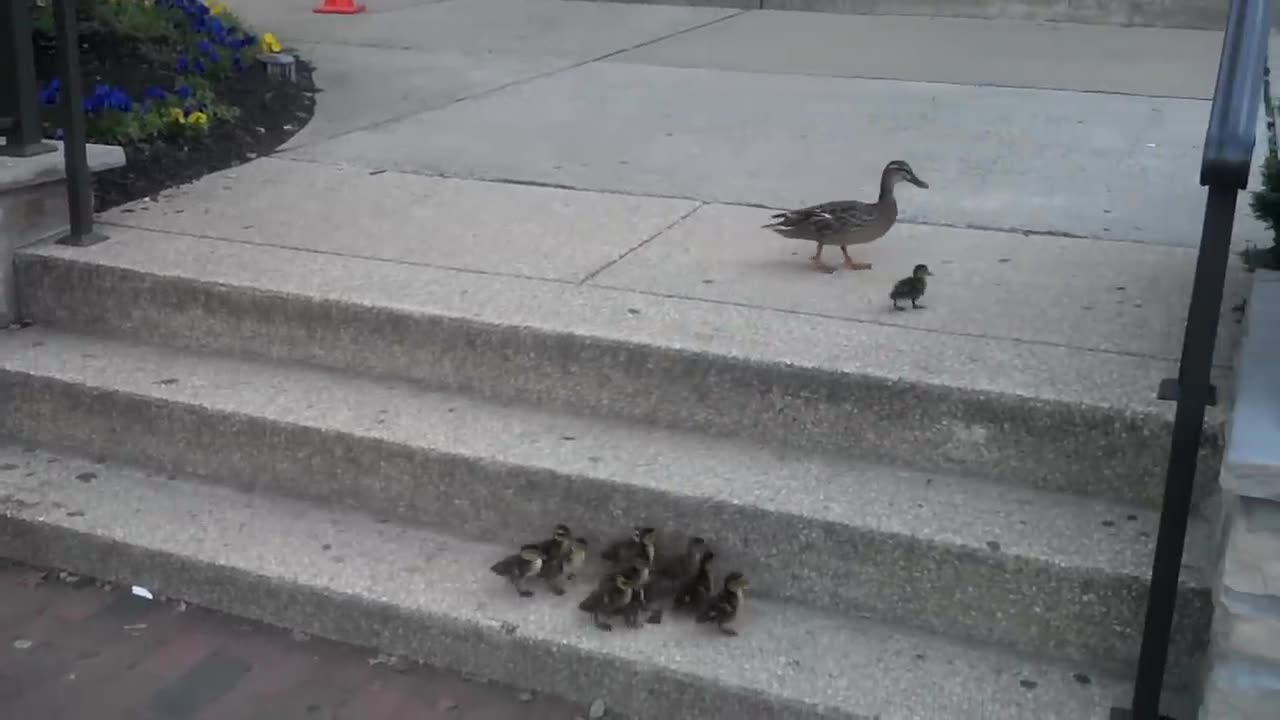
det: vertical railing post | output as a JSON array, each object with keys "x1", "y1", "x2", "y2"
[
  {"x1": 51, "y1": 0, "x2": 105, "y2": 246},
  {"x1": 1, "y1": 0, "x2": 57, "y2": 157}
]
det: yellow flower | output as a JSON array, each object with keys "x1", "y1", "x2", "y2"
[
  {"x1": 262, "y1": 32, "x2": 282, "y2": 54},
  {"x1": 210, "y1": 3, "x2": 227, "y2": 15},
  {"x1": 168, "y1": 107, "x2": 186, "y2": 124},
  {"x1": 187, "y1": 111, "x2": 209, "y2": 127}
]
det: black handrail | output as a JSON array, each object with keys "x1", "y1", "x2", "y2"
[
  {"x1": 1201, "y1": 0, "x2": 1270, "y2": 189},
  {"x1": 0, "y1": 0, "x2": 104, "y2": 246},
  {"x1": 1115, "y1": 1, "x2": 1270, "y2": 719}
]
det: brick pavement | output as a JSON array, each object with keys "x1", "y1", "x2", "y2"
[{"x1": 0, "y1": 560, "x2": 600, "y2": 720}]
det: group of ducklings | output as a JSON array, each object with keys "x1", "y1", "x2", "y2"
[
  {"x1": 489, "y1": 524, "x2": 749, "y2": 636},
  {"x1": 764, "y1": 159, "x2": 934, "y2": 310}
]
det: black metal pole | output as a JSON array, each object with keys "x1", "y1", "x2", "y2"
[
  {"x1": 1, "y1": 0, "x2": 56, "y2": 156},
  {"x1": 52, "y1": 0, "x2": 104, "y2": 247},
  {"x1": 1126, "y1": 186, "x2": 1238, "y2": 720}
]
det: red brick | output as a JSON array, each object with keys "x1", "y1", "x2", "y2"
[
  {"x1": 50, "y1": 587, "x2": 113, "y2": 624},
  {"x1": 337, "y1": 678, "x2": 414, "y2": 720},
  {"x1": 135, "y1": 628, "x2": 227, "y2": 679}
]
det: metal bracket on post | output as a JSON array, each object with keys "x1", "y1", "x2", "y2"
[
  {"x1": 51, "y1": 0, "x2": 106, "y2": 247},
  {"x1": 1156, "y1": 378, "x2": 1218, "y2": 407}
]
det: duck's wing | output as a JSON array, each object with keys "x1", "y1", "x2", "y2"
[
  {"x1": 489, "y1": 554, "x2": 520, "y2": 577},
  {"x1": 764, "y1": 200, "x2": 880, "y2": 238}
]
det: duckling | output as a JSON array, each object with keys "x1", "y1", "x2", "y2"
[
  {"x1": 600, "y1": 526, "x2": 657, "y2": 568},
  {"x1": 890, "y1": 263, "x2": 934, "y2": 310},
  {"x1": 489, "y1": 544, "x2": 545, "y2": 598},
  {"x1": 672, "y1": 550, "x2": 716, "y2": 614},
  {"x1": 764, "y1": 161, "x2": 928, "y2": 274},
  {"x1": 655, "y1": 536, "x2": 710, "y2": 589},
  {"x1": 696, "y1": 572, "x2": 749, "y2": 636},
  {"x1": 535, "y1": 523, "x2": 573, "y2": 563},
  {"x1": 540, "y1": 536, "x2": 589, "y2": 595},
  {"x1": 578, "y1": 573, "x2": 635, "y2": 632}
]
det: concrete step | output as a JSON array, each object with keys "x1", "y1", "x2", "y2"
[
  {"x1": 0, "y1": 327, "x2": 1212, "y2": 676},
  {"x1": 586, "y1": 0, "x2": 1256, "y2": 32},
  {"x1": 0, "y1": 140, "x2": 125, "y2": 325},
  {"x1": 13, "y1": 228, "x2": 1226, "y2": 510},
  {"x1": 0, "y1": 442, "x2": 1170, "y2": 720}
]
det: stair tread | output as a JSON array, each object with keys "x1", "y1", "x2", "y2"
[
  {"x1": 0, "y1": 442, "x2": 1127, "y2": 719},
  {"x1": 0, "y1": 328, "x2": 1212, "y2": 584},
  {"x1": 20, "y1": 226, "x2": 1194, "y2": 415}
]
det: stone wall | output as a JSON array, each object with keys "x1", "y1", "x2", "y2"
[{"x1": 1200, "y1": 270, "x2": 1280, "y2": 719}]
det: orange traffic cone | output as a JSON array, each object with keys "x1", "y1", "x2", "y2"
[{"x1": 314, "y1": 0, "x2": 366, "y2": 14}]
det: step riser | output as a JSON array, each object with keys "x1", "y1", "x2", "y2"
[
  {"x1": 583, "y1": 0, "x2": 1254, "y2": 32},
  {"x1": 0, "y1": 370, "x2": 1210, "y2": 674},
  {"x1": 0, "y1": 520, "x2": 850, "y2": 720},
  {"x1": 14, "y1": 254, "x2": 1222, "y2": 510}
]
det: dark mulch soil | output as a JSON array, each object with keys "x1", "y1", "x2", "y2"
[{"x1": 31, "y1": 29, "x2": 316, "y2": 212}]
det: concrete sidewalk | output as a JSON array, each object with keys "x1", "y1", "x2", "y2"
[{"x1": 231, "y1": 0, "x2": 1273, "y2": 252}]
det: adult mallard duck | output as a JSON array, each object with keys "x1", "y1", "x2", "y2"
[{"x1": 764, "y1": 160, "x2": 928, "y2": 273}]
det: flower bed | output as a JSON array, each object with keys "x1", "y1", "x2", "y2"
[{"x1": 28, "y1": 0, "x2": 316, "y2": 210}]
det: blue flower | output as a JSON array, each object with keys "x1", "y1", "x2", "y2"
[
  {"x1": 194, "y1": 58, "x2": 207, "y2": 74},
  {"x1": 145, "y1": 86, "x2": 168, "y2": 101},
  {"x1": 231, "y1": 55, "x2": 243, "y2": 73},
  {"x1": 93, "y1": 83, "x2": 111, "y2": 98},
  {"x1": 198, "y1": 39, "x2": 212, "y2": 55},
  {"x1": 83, "y1": 95, "x2": 105, "y2": 114},
  {"x1": 108, "y1": 89, "x2": 132, "y2": 113},
  {"x1": 37, "y1": 78, "x2": 60, "y2": 106},
  {"x1": 176, "y1": 55, "x2": 190, "y2": 73},
  {"x1": 208, "y1": 49, "x2": 220, "y2": 65},
  {"x1": 175, "y1": 85, "x2": 193, "y2": 100},
  {"x1": 209, "y1": 18, "x2": 226, "y2": 37}
]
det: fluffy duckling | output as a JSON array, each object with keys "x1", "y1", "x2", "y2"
[
  {"x1": 890, "y1": 263, "x2": 934, "y2": 310},
  {"x1": 655, "y1": 537, "x2": 710, "y2": 588},
  {"x1": 489, "y1": 544, "x2": 545, "y2": 598},
  {"x1": 535, "y1": 523, "x2": 573, "y2": 563},
  {"x1": 540, "y1": 536, "x2": 589, "y2": 595},
  {"x1": 696, "y1": 572, "x2": 749, "y2": 636},
  {"x1": 579, "y1": 573, "x2": 636, "y2": 632},
  {"x1": 672, "y1": 550, "x2": 716, "y2": 614},
  {"x1": 601, "y1": 526, "x2": 657, "y2": 568}
]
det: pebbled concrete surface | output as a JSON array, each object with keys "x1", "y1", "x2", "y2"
[
  {"x1": 589, "y1": 202, "x2": 1249, "y2": 362},
  {"x1": 95, "y1": 159, "x2": 1251, "y2": 364},
  {"x1": 0, "y1": 328, "x2": 1214, "y2": 671},
  {"x1": 281, "y1": 61, "x2": 1270, "y2": 250},
  {"x1": 15, "y1": 228, "x2": 1228, "y2": 509},
  {"x1": 0, "y1": 559, "x2": 585, "y2": 720},
  {"x1": 0, "y1": 444, "x2": 1147, "y2": 720}
]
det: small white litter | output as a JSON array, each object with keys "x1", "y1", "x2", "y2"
[
  {"x1": 13, "y1": 639, "x2": 32, "y2": 650},
  {"x1": 131, "y1": 586, "x2": 154, "y2": 600}
]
